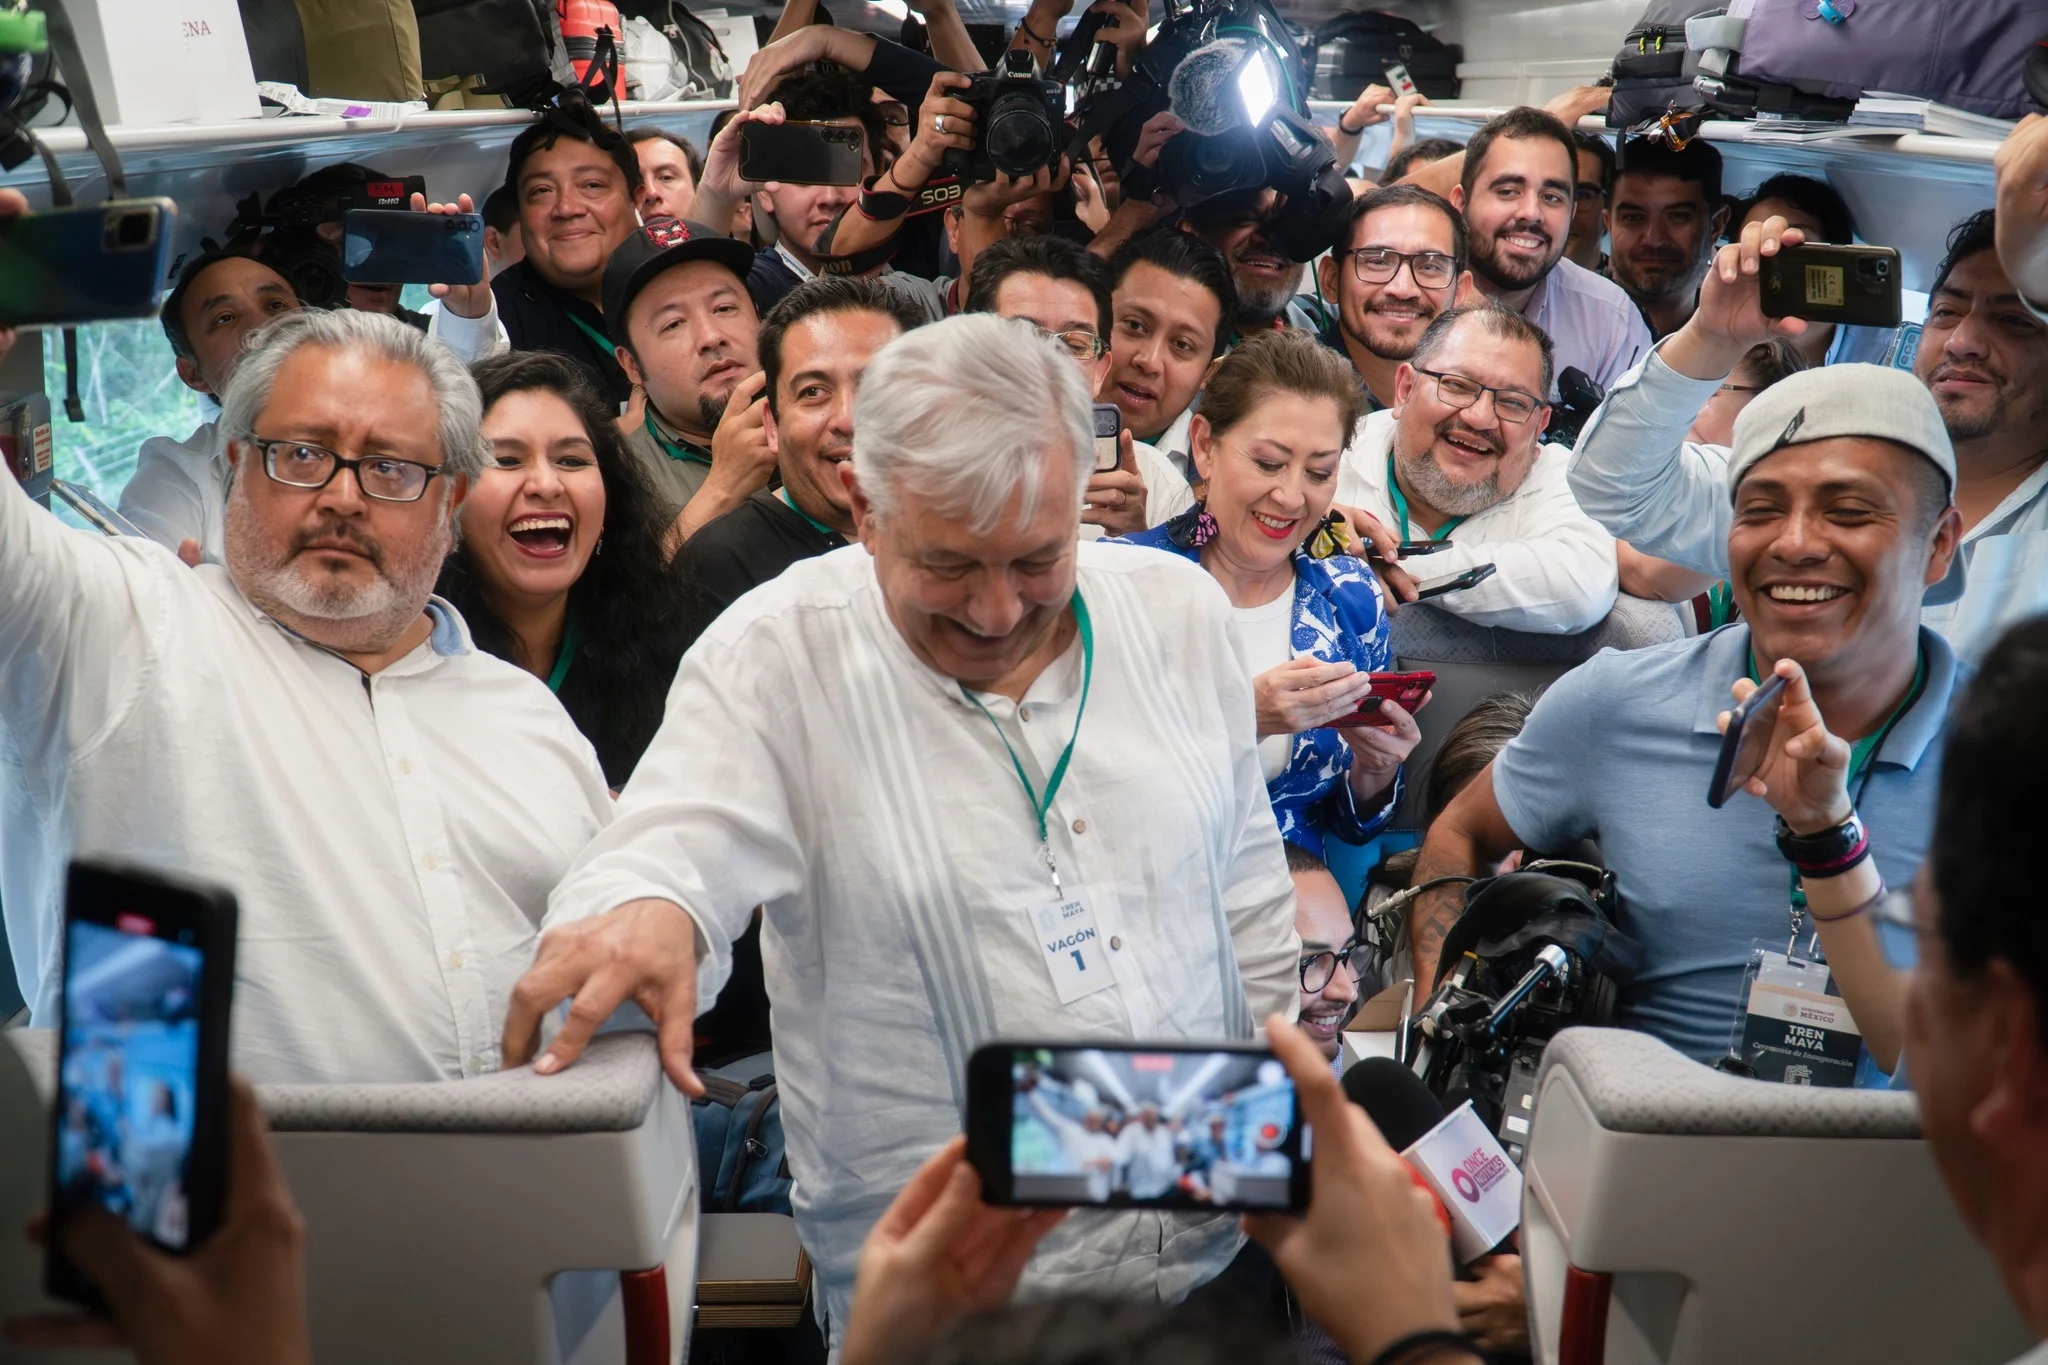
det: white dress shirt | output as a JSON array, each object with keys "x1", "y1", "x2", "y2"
[
  {"x1": 1338, "y1": 410, "x2": 1619, "y2": 634},
  {"x1": 119, "y1": 417, "x2": 229, "y2": 562},
  {"x1": 1521, "y1": 258, "x2": 1654, "y2": 399},
  {"x1": 1116, "y1": 1119, "x2": 1182, "y2": 1199},
  {"x1": 0, "y1": 473, "x2": 613, "y2": 1083},
  {"x1": 546, "y1": 540, "x2": 1299, "y2": 1341},
  {"x1": 1567, "y1": 346, "x2": 2048, "y2": 665},
  {"x1": 1154, "y1": 406, "x2": 1198, "y2": 484}
]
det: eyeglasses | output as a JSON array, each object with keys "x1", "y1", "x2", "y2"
[
  {"x1": 1300, "y1": 939, "x2": 1372, "y2": 994},
  {"x1": 1036, "y1": 325, "x2": 1106, "y2": 359},
  {"x1": 1342, "y1": 246, "x2": 1457, "y2": 289},
  {"x1": 253, "y1": 438, "x2": 445, "y2": 503},
  {"x1": 1412, "y1": 367, "x2": 1546, "y2": 425}
]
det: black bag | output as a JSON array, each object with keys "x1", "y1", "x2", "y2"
[
  {"x1": 690, "y1": 1053, "x2": 794, "y2": 1215},
  {"x1": 413, "y1": 0, "x2": 563, "y2": 107},
  {"x1": 238, "y1": 0, "x2": 310, "y2": 91},
  {"x1": 1309, "y1": 11, "x2": 1461, "y2": 102},
  {"x1": 1605, "y1": 1, "x2": 1724, "y2": 131}
]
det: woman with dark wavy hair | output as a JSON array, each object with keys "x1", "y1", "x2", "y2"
[{"x1": 437, "y1": 351, "x2": 687, "y2": 788}]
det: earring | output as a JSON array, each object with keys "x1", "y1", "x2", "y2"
[{"x1": 594, "y1": 533, "x2": 605, "y2": 556}]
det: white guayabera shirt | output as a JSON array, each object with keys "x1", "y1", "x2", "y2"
[
  {"x1": 0, "y1": 467, "x2": 613, "y2": 1084},
  {"x1": 548, "y1": 540, "x2": 1299, "y2": 1344}
]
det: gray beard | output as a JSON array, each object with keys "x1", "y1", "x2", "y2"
[
  {"x1": 1235, "y1": 265, "x2": 1303, "y2": 328},
  {"x1": 225, "y1": 492, "x2": 451, "y2": 654},
  {"x1": 1396, "y1": 447, "x2": 1504, "y2": 519}
]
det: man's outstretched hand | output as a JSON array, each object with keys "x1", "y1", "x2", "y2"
[{"x1": 502, "y1": 897, "x2": 706, "y2": 1095}]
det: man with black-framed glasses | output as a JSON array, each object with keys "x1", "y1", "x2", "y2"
[
  {"x1": 1315, "y1": 184, "x2": 1475, "y2": 412},
  {"x1": 0, "y1": 303, "x2": 614, "y2": 1085},
  {"x1": 1287, "y1": 842, "x2": 1366, "y2": 1067},
  {"x1": 1335, "y1": 301, "x2": 1619, "y2": 634}
]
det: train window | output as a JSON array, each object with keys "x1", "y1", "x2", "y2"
[{"x1": 45, "y1": 319, "x2": 204, "y2": 513}]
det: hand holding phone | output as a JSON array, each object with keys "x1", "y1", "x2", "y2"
[
  {"x1": 967, "y1": 1042, "x2": 1307, "y2": 1212},
  {"x1": 1316, "y1": 670, "x2": 1435, "y2": 728},
  {"x1": 47, "y1": 862, "x2": 238, "y2": 1309}
]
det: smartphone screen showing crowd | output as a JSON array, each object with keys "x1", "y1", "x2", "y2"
[
  {"x1": 1759, "y1": 243, "x2": 1903, "y2": 329},
  {"x1": 967, "y1": 1042, "x2": 1307, "y2": 1212},
  {"x1": 738, "y1": 122, "x2": 864, "y2": 186},
  {"x1": 0, "y1": 200, "x2": 176, "y2": 328},
  {"x1": 45, "y1": 862, "x2": 237, "y2": 1310},
  {"x1": 341, "y1": 209, "x2": 486, "y2": 286}
]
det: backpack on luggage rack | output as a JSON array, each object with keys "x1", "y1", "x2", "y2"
[
  {"x1": 1307, "y1": 10, "x2": 1460, "y2": 103},
  {"x1": 413, "y1": 0, "x2": 570, "y2": 110},
  {"x1": 1604, "y1": 1, "x2": 1727, "y2": 131},
  {"x1": 1693, "y1": 0, "x2": 2048, "y2": 124},
  {"x1": 691, "y1": 1052, "x2": 794, "y2": 1214},
  {"x1": 615, "y1": 0, "x2": 733, "y2": 100}
]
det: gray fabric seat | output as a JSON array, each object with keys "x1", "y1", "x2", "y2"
[
  {"x1": 1520, "y1": 1027, "x2": 2030, "y2": 1365},
  {"x1": 1388, "y1": 597, "x2": 1686, "y2": 831},
  {"x1": 0, "y1": 1029, "x2": 700, "y2": 1365}
]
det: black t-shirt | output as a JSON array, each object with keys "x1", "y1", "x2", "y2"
[
  {"x1": 491, "y1": 258, "x2": 632, "y2": 409},
  {"x1": 675, "y1": 487, "x2": 848, "y2": 650}
]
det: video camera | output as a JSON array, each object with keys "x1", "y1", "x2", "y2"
[
  {"x1": 1393, "y1": 861, "x2": 1643, "y2": 1163},
  {"x1": 222, "y1": 168, "x2": 426, "y2": 308},
  {"x1": 1066, "y1": 0, "x2": 1352, "y2": 261},
  {"x1": 948, "y1": 50, "x2": 1066, "y2": 184}
]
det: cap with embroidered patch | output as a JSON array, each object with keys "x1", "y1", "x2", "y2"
[
  {"x1": 602, "y1": 218, "x2": 757, "y2": 348},
  {"x1": 1727, "y1": 361, "x2": 1956, "y2": 502}
]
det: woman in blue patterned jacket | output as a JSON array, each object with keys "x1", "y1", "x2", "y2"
[{"x1": 1111, "y1": 329, "x2": 1426, "y2": 858}]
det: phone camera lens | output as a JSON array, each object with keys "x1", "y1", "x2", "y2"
[{"x1": 114, "y1": 212, "x2": 151, "y2": 248}]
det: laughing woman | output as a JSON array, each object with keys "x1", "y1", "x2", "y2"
[
  {"x1": 437, "y1": 351, "x2": 687, "y2": 788},
  {"x1": 1112, "y1": 329, "x2": 1426, "y2": 857}
]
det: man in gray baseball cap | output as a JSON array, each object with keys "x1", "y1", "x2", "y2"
[{"x1": 1407, "y1": 359, "x2": 1963, "y2": 1091}]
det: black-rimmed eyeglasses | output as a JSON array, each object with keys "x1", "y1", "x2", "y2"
[
  {"x1": 1412, "y1": 367, "x2": 1547, "y2": 425},
  {"x1": 1301, "y1": 939, "x2": 1372, "y2": 994},
  {"x1": 252, "y1": 438, "x2": 446, "y2": 504},
  {"x1": 1341, "y1": 247, "x2": 1458, "y2": 289}
]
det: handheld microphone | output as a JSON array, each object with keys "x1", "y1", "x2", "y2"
[{"x1": 1344, "y1": 1058, "x2": 1521, "y2": 1263}]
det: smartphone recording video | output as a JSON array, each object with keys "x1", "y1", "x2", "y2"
[
  {"x1": 1759, "y1": 243, "x2": 1903, "y2": 329},
  {"x1": 967, "y1": 1042, "x2": 1307, "y2": 1212},
  {"x1": 47, "y1": 862, "x2": 236, "y2": 1307},
  {"x1": 0, "y1": 199, "x2": 177, "y2": 329},
  {"x1": 341, "y1": 208, "x2": 485, "y2": 286},
  {"x1": 1092, "y1": 402, "x2": 1122, "y2": 473},
  {"x1": 737, "y1": 121, "x2": 865, "y2": 186}
]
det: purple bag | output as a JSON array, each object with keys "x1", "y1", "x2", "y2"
[{"x1": 1727, "y1": 0, "x2": 2048, "y2": 120}]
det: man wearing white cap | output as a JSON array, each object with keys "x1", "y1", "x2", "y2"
[{"x1": 1407, "y1": 359, "x2": 1962, "y2": 1081}]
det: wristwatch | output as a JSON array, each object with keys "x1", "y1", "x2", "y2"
[{"x1": 1775, "y1": 811, "x2": 1868, "y2": 877}]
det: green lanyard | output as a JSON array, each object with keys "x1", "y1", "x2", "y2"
[
  {"x1": 565, "y1": 310, "x2": 617, "y2": 364},
  {"x1": 960, "y1": 592, "x2": 1094, "y2": 899},
  {"x1": 776, "y1": 486, "x2": 840, "y2": 541},
  {"x1": 546, "y1": 609, "x2": 583, "y2": 694},
  {"x1": 1753, "y1": 646, "x2": 1927, "y2": 918},
  {"x1": 643, "y1": 409, "x2": 713, "y2": 467},
  {"x1": 1385, "y1": 450, "x2": 1465, "y2": 543}
]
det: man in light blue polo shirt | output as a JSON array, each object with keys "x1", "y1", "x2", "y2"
[
  {"x1": 1570, "y1": 205, "x2": 2048, "y2": 666},
  {"x1": 1410, "y1": 362, "x2": 1963, "y2": 1068}
]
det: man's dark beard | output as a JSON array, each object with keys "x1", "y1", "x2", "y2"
[
  {"x1": 1613, "y1": 238, "x2": 1712, "y2": 304},
  {"x1": 1470, "y1": 220, "x2": 1561, "y2": 292},
  {"x1": 699, "y1": 391, "x2": 730, "y2": 432}
]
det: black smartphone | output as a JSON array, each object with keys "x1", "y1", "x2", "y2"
[
  {"x1": 1760, "y1": 243, "x2": 1903, "y2": 329},
  {"x1": 738, "y1": 121, "x2": 865, "y2": 186},
  {"x1": 1092, "y1": 403, "x2": 1121, "y2": 473},
  {"x1": 1708, "y1": 669, "x2": 1789, "y2": 809},
  {"x1": 1414, "y1": 562, "x2": 1497, "y2": 600},
  {"x1": 341, "y1": 208, "x2": 485, "y2": 286},
  {"x1": 1395, "y1": 541, "x2": 1454, "y2": 557},
  {"x1": 966, "y1": 1041, "x2": 1308, "y2": 1212},
  {"x1": 0, "y1": 199, "x2": 176, "y2": 329},
  {"x1": 46, "y1": 861, "x2": 238, "y2": 1309}
]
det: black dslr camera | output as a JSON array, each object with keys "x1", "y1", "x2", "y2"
[{"x1": 948, "y1": 50, "x2": 1066, "y2": 184}]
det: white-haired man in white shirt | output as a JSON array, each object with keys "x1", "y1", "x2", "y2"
[
  {"x1": 0, "y1": 302, "x2": 611, "y2": 1085},
  {"x1": 515, "y1": 312, "x2": 1299, "y2": 1346}
]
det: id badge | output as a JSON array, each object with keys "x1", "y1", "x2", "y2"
[
  {"x1": 1034, "y1": 894, "x2": 1114, "y2": 1005},
  {"x1": 1728, "y1": 943, "x2": 1862, "y2": 1087}
]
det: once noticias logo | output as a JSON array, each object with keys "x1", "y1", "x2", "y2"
[{"x1": 1451, "y1": 1147, "x2": 1510, "y2": 1204}]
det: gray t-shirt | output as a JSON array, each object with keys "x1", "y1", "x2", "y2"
[
  {"x1": 622, "y1": 413, "x2": 713, "y2": 520},
  {"x1": 1491, "y1": 623, "x2": 1958, "y2": 1063}
]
